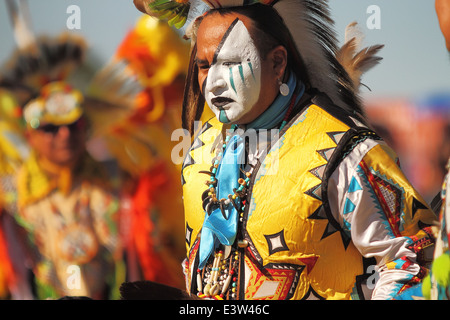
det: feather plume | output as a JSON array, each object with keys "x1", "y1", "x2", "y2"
[
  {"x1": 273, "y1": 0, "x2": 363, "y2": 114},
  {"x1": 344, "y1": 21, "x2": 364, "y2": 51},
  {"x1": 1, "y1": 1, "x2": 88, "y2": 104},
  {"x1": 0, "y1": 33, "x2": 87, "y2": 101},
  {"x1": 86, "y1": 15, "x2": 190, "y2": 176},
  {"x1": 337, "y1": 22, "x2": 384, "y2": 93},
  {"x1": 5, "y1": 0, "x2": 36, "y2": 51},
  {"x1": 87, "y1": 61, "x2": 141, "y2": 115}
]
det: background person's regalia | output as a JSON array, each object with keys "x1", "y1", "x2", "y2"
[
  {"x1": 0, "y1": 0, "x2": 90, "y2": 299},
  {"x1": 86, "y1": 14, "x2": 191, "y2": 288},
  {"x1": 0, "y1": 0, "x2": 191, "y2": 298}
]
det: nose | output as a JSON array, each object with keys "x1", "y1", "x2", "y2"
[
  {"x1": 55, "y1": 125, "x2": 71, "y2": 139},
  {"x1": 206, "y1": 66, "x2": 227, "y2": 94}
]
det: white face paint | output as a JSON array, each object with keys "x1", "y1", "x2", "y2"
[{"x1": 204, "y1": 19, "x2": 262, "y2": 124}]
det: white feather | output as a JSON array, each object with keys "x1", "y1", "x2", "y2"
[{"x1": 337, "y1": 21, "x2": 384, "y2": 91}]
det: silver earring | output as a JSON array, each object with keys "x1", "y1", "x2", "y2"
[{"x1": 278, "y1": 79, "x2": 289, "y2": 96}]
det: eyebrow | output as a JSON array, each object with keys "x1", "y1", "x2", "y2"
[{"x1": 195, "y1": 58, "x2": 210, "y2": 66}]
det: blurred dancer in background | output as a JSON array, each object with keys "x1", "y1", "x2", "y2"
[
  {"x1": 0, "y1": 0, "x2": 98, "y2": 297},
  {"x1": 16, "y1": 81, "x2": 124, "y2": 299},
  {"x1": 0, "y1": 0, "x2": 191, "y2": 298},
  {"x1": 0, "y1": 88, "x2": 32, "y2": 299},
  {"x1": 87, "y1": 14, "x2": 191, "y2": 290}
]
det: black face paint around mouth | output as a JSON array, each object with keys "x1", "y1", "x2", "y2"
[{"x1": 211, "y1": 97, "x2": 234, "y2": 109}]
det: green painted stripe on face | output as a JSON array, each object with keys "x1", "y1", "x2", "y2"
[
  {"x1": 248, "y1": 62, "x2": 255, "y2": 80},
  {"x1": 238, "y1": 64, "x2": 245, "y2": 83},
  {"x1": 229, "y1": 67, "x2": 237, "y2": 93},
  {"x1": 219, "y1": 110, "x2": 230, "y2": 123}
]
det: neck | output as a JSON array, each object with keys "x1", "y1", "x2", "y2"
[
  {"x1": 245, "y1": 72, "x2": 304, "y2": 130},
  {"x1": 38, "y1": 155, "x2": 78, "y2": 177}
]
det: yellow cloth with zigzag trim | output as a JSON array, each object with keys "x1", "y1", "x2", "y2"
[{"x1": 182, "y1": 102, "x2": 437, "y2": 300}]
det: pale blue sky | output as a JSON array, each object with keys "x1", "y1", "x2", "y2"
[{"x1": 0, "y1": 0, "x2": 448, "y2": 102}]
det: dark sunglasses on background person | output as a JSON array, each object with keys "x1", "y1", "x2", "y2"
[{"x1": 36, "y1": 117, "x2": 86, "y2": 135}]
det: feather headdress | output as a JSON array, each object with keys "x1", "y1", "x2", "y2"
[
  {"x1": 1, "y1": 0, "x2": 87, "y2": 105},
  {"x1": 0, "y1": 33, "x2": 86, "y2": 95},
  {"x1": 0, "y1": 0, "x2": 87, "y2": 182},
  {"x1": 134, "y1": 0, "x2": 382, "y2": 123},
  {"x1": 336, "y1": 21, "x2": 384, "y2": 94}
]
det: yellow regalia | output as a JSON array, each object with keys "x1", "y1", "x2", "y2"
[{"x1": 182, "y1": 94, "x2": 437, "y2": 300}]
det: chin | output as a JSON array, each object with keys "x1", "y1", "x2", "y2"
[
  {"x1": 52, "y1": 151, "x2": 83, "y2": 167},
  {"x1": 228, "y1": 111, "x2": 253, "y2": 125},
  {"x1": 219, "y1": 109, "x2": 249, "y2": 125}
]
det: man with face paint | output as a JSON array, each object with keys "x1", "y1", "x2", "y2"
[
  {"x1": 197, "y1": 16, "x2": 274, "y2": 125},
  {"x1": 134, "y1": 0, "x2": 438, "y2": 300}
]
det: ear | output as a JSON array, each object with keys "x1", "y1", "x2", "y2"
[{"x1": 268, "y1": 45, "x2": 288, "y2": 81}]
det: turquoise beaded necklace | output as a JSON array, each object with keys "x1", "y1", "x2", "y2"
[{"x1": 202, "y1": 123, "x2": 249, "y2": 219}]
